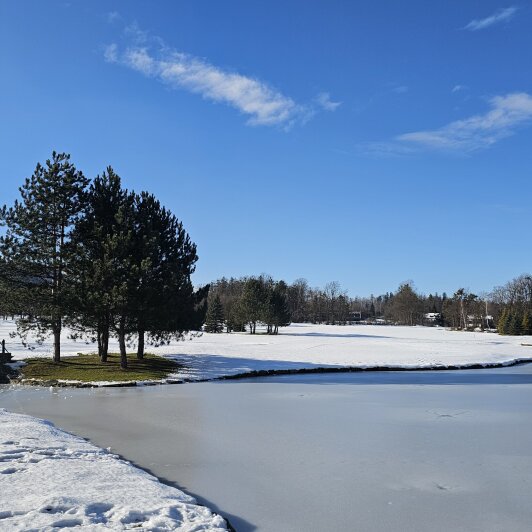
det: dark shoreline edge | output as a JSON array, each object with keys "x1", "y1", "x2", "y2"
[{"x1": 8, "y1": 356, "x2": 532, "y2": 388}]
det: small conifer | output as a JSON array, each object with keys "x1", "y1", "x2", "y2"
[
  {"x1": 204, "y1": 295, "x2": 225, "y2": 333},
  {"x1": 498, "y1": 309, "x2": 510, "y2": 335},
  {"x1": 522, "y1": 313, "x2": 532, "y2": 336}
]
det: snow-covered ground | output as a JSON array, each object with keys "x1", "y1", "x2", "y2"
[
  {"x1": 0, "y1": 409, "x2": 227, "y2": 530},
  {"x1": 2, "y1": 319, "x2": 531, "y2": 382},
  {"x1": 0, "y1": 321, "x2": 532, "y2": 380}
]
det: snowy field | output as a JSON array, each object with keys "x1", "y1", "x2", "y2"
[
  {"x1": 2, "y1": 319, "x2": 531, "y2": 382},
  {"x1": 0, "y1": 409, "x2": 227, "y2": 530}
]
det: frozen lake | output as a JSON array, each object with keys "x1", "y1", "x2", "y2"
[{"x1": 2, "y1": 365, "x2": 532, "y2": 531}]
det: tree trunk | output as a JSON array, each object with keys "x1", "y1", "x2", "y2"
[
  {"x1": 137, "y1": 329, "x2": 145, "y2": 360},
  {"x1": 101, "y1": 327, "x2": 109, "y2": 363},
  {"x1": 53, "y1": 326, "x2": 61, "y2": 363},
  {"x1": 118, "y1": 319, "x2": 127, "y2": 369},
  {"x1": 97, "y1": 328, "x2": 103, "y2": 359}
]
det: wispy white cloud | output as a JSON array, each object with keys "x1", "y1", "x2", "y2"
[
  {"x1": 104, "y1": 26, "x2": 338, "y2": 128},
  {"x1": 391, "y1": 85, "x2": 408, "y2": 94},
  {"x1": 398, "y1": 93, "x2": 532, "y2": 151},
  {"x1": 315, "y1": 92, "x2": 341, "y2": 111},
  {"x1": 363, "y1": 93, "x2": 532, "y2": 155},
  {"x1": 123, "y1": 22, "x2": 149, "y2": 44},
  {"x1": 452, "y1": 84, "x2": 466, "y2": 93},
  {"x1": 464, "y1": 6, "x2": 517, "y2": 31},
  {"x1": 106, "y1": 45, "x2": 302, "y2": 126},
  {"x1": 107, "y1": 11, "x2": 121, "y2": 24},
  {"x1": 103, "y1": 43, "x2": 118, "y2": 63}
]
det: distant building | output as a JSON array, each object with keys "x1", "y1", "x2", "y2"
[
  {"x1": 467, "y1": 314, "x2": 495, "y2": 329},
  {"x1": 424, "y1": 312, "x2": 441, "y2": 324},
  {"x1": 347, "y1": 311, "x2": 362, "y2": 323}
]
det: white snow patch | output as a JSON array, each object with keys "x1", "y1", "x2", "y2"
[
  {"x1": 2, "y1": 319, "x2": 531, "y2": 383},
  {"x1": 0, "y1": 409, "x2": 227, "y2": 530}
]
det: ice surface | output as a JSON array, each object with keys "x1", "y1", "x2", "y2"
[{"x1": 3, "y1": 365, "x2": 532, "y2": 532}]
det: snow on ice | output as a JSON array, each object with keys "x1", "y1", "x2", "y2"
[{"x1": 0, "y1": 409, "x2": 227, "y2": 531}]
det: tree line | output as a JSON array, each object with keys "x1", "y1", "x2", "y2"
[
  {"x1": 492, "y1": 275, "x2": 532, "y2": 336},
  {"x1": 204, "y1": 275, "x2": 290, "y2": 334},
  {"x1": 204, "y1": 275, "x2": 532, "y2": 336},
  {"x1": 0, "y1": 152, "x2": 205, "y2": 368}
]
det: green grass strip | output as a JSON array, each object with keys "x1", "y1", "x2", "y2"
[{"x1": 21, "y1": 353, "x2": 179, "y2": 383}]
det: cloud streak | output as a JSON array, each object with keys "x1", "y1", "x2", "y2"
[
  {"x1": 315, "y1": 92, "x2": 342, "y2": 111},
  {"x1": 464, "y1": 6, "x2": 517, "y2": 31},
  {"x1": 104, "y1": 28, "x2": 337, "y2": 128},
  {"x1": 363, "y1": 93, "x2": 532, "y2": 155}
]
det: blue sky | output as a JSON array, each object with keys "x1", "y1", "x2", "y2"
[{"x1": 1, "y1": 1, "x2": 531, "y2": 296}]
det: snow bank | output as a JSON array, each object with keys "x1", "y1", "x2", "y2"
[
  {"x1": 0, "y1": 409, "x2": 227, "y2": 531},
  {"x1": 2, "y1": 319, "x2": 531, "y2": 383}
]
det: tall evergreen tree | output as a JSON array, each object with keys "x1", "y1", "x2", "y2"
[
  {"x1": 107, "y1": 189, "x2": 137, "y2": 369},
  {"x1": 136, "y1": 201, "x2": 199, "y2": 358},
  {"x1": 267, "y1": 281, "x2": 291, "y2": 334},
  {"x1": 204, "y1": 295, "x2": 225, "y2": 333},
  {"x1": 0, "y1": 152, "x2": 88, "y2": 362},
  {"x1": 240, "y1": 277, "x2": 266, "y2": 334},
  {"x1": 130, "y1": 192, "x2": 168, "y2": 359},
  {"x1": 68, "y1": 168, "x2": 128, "y2": 362},
  {"x1": 70, "y1": 171, "x2": 200, "y2": 367},
  {"x1": 388, "y1": 282, "x2": 423, "y2": 326},
  {"x1": 69, "y1": 168, "x2": 136, "y2": 369}
]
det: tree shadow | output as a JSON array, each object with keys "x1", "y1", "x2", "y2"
[
  {"x1": 168, "y1": 353, "x2": 343, "y2": 381},
  {"x1": 280, "y1": 332, "x2": 392, "y2": 339},
  {"x1": 168, "y1": 353, "x2": 532, "y2": 385}
]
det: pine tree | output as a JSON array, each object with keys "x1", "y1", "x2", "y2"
[
  {"x1": 521, "y1": 313, "x2": 532, "y2": 336},
  {"x1": 204, "y1": 295, "x2": 225, "y2": 333},
  {"x1": 69, "y1": 168, "x2": 137, "y2": 369},
  {"x1": 498, "y1": 308, "x2": 510, "y2": 335},
  {"x1": 70, "y1": 171, "x2": 199, "y2": 368},
  {"x1": 509, "y1": 312, "x2": 523, "y2": 336},
  {"x1": 226, "y1": 304, "x2": 246, "y2": 333},
  {"x1": 130, "y1": 192, "x2": 169, "y2": 359},
  {"x1": 0, "y1": 152, "x2": 88, "y2": 362},
  {"x1": 139, "y1": 200, "x2": 199, "y2": 357},
  {"x1": 269, "y1": 281, "x2": 291, "y2": 334},
  {"x1": 240, "y1": 277, "x2": 267, "y2": 334},
  {"x1": 68, "y1": 168, "x2": 128, "y2": 363}
]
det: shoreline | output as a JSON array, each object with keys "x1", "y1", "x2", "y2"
[
  {"x1": 0, "y1": 409, "x2": 231, "y2": 530},
  {"x1": 7, "y1": 355, "x2": 532, "y2": 388}
]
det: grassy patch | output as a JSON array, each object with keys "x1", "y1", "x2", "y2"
[{"x1": 21, "y1": 353, "x2": 179, "y2": 383}]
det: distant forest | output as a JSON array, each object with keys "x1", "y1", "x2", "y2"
[{"x1": 205, "y1": 274, "x2": 532, "y2": 336}]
